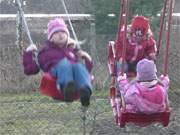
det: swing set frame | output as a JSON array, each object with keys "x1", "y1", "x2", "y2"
[{"x1": 108, "y1": 0, "x2": 173, "y2": 127}]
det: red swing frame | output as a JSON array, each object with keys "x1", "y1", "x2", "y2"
[{"x1": 108, "y1": 0, "x2": 173, "y2": 127}]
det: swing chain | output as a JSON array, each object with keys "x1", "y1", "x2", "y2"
[
  {"x1": 60, "y1": 0, "x2": 81, "y2": 50},
  {"x1": 15, "y1": 0, "x2": 34, "y2": 45}
]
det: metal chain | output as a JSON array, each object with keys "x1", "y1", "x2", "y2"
[
  {"x1": 16, "y1": 0, "x2": 34, "y2": 45},
  {"x1": 60, "y1": 0, "x2": 80, "y2": 49}
]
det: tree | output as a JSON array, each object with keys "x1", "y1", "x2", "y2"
[
  {"x1": 90, "y1": 0, "x2": 120, "y2": 34},
  {"x1": 90, "y1": 0, "x2": 163, "y2": 35}
]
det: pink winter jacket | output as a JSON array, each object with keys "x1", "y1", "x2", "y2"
[{"x1": 118, "y1": 76, "x2": 169, "y2": 114}]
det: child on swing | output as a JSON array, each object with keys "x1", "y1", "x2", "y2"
[
  {"x1": 115, "y1": 15, "x2": 157, "y2": 75},
  {"x1": 23, "y1": 18, "x2": 93, "y2": 107},
  {"x1": 118, "y1": 58, "x2": 170, "y2": 114}
]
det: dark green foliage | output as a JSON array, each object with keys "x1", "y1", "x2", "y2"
[
  {"x1": 91, "y1": 0, "x2": 163, "y2": 35},
  {"x1": 91, "y1": 0, "x2": 121, "y2": 34},
  {"x1": 130, "y1": 0, "x2": 163, "y2": 40},
  {"x1": 130, "y1": 0, "x2": 163, "y2": 16}
]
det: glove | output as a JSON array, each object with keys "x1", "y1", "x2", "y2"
[
  {"x1": 117, "y1": 73, "x2": 127, "y2": 81},
  {"x1": 77, "y1": 50, "x2": 92, "y2": 61},
  {"x1": 26, "y1": 44, "x2": 38, "y2": 52},
  {"x1": 160, "y1": 74, "x2": 170, "y2": 83}
]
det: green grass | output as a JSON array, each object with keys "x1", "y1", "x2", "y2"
[
  {"x1": 0, "y1": 91, "x2": 112, "y2": 135},
  {"x1": 0, "y1": 88, "x2": 179, "y2": 135}
]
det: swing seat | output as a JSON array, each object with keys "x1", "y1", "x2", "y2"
[
  {"x1": 40, "y1": 73, "x2": 80, "y2": 101},
  {"x1": 109, "y1": 87, "x2": 171, "y2": 128},
  {"x1": 40, "y1": 73, "x2": 64, "y2": 100},
  {"x1": 118, "y1": 108, "x2": 171, "y2": 127}
]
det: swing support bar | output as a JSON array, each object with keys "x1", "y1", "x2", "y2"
[
  {"x1": 156, "y1": 0, "x2": 174, "y2": 75},
  {"x1": 120, "y1": 0, "x2": 129, "y2": 75},
  {"x1": 164, "y1": 0, "x2": 174, "y2": 75},
  {"x1": 60, "y1": 0, "x2": 80, "y2": 50},
  {"x1": 157, "y1": 0, "x2": 168, "y2": 56}
]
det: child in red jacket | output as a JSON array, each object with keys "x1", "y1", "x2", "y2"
[{"x1": 115, "y1": 16, "x2": 157, "y2": 74}]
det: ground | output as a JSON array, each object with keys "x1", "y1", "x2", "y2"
[
  {"x1": 93, "y1": 90, "x2": 180, "y2": 135},
  {"x1": 0, "y1": 90, "x2": 180, "y2": 135}
]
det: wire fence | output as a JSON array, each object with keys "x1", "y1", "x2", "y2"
[
  {"x1": 0, "y1": 86, "x2": 180, "y2": 135},
  {"x1": 0, "y1": 16, "x2": 179, "y2": 93},
  {"x1": 0, "y1": 4, "x2": 180, "y2": 135},
  {"x1": 0, "y1": 94, "x2": 111, "y2": 135}
]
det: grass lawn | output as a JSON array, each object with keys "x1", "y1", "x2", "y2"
[
  {"x1": 0, "y1": 90, "x2": 112, "y2": 135},
  {"x1": 1, "y1": 88, "x2": 178, "y2": 135}
]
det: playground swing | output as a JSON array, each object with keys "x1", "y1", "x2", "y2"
[
  {"x1": 108, "y1": 0, "x2": 173, "y2": 127},
  {"x1": 16, "y1": 0, "x2": 92, "y2": 101},
  {"x1": 40, "y1": 0, "x2": 83, "y2": 101}
]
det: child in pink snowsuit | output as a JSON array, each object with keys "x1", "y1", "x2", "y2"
[{"x1": 118, "y1": 58, "x2": 170, "y2": 114}]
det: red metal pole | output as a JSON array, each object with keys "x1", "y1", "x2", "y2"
[
  {"x1": 119, "y1": 0, "x2": 125, "y2": 35},
  {"x1": 164, "y1": 0, "x2": 173, "y2": 75},
  {"x1": 115, "y1": 0, "x2": 125, "y2": 47},
  {"x1": 157, "y1": 0, "x2": 168, "y2": 56},
  {"x1": 121, "y1": 0, "x2": 128, "y2": 75}
]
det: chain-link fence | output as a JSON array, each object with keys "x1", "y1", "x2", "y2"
[
  {"x1": 0, "y1": 15, "x2": 98, "y2": 92},
  {"x1": 1, "y1": 1, "x2": 180, "y2": 92},
  {"x1": 156, "y1": 16, "x2": 180, "y2": 88},
  {"x1": 0, "y1": 0, "x2": 180, "y2": 135}
]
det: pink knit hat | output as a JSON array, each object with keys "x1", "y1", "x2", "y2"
[
  {"x1": 136, "y1": 58, "x2": 157, "y2": 81},
  {"x1": 47, "y1": 18, "x2": 69, "y2": 40}
]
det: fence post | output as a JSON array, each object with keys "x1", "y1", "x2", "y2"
[
  {"x1": 90, "y1": 22, "x2": 98, "y2": 65},
  {"x1": 16, "y1": 0, "x2": 24, "y2": 54}
]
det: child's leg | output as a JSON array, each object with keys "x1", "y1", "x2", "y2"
[
  {"x1": 72, "y1": 63, "x2": 92, "y2": 106},
  {"x1": 51, "y1": 58, "x2": 74, "y2": 89},
  {"x1": 72, "y1": 63, "x2": 92, "y2": 91},
  {"x1": 51, "y1": 58, "x2": 76, "y2": 102},
  {"x1": 127, "y1": 61, "x2": 137, "y2": 73},
  {"x1": 116, "y1": 61, "x2": 128, "y2": 75}
]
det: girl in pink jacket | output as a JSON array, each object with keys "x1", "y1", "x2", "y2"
[{"x1": 118, "y1": 58, "x2": 170, "y2": 114}]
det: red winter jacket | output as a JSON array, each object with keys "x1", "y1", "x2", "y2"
[{"x1": 115, "y1": 30, "x2": 156, "y2": 62}]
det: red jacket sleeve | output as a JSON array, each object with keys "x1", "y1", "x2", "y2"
[
  {"x1": 146, "y1": 37, "x2": 157, "y2": 55},
  {"x1": 83, "y1": 57, "x2": 93, "y2": 73}
]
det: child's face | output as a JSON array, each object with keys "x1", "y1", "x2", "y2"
[
  {"x1": 50, "y1": 31, "x2": 68, "y2": 47},
  {"x1": 132, "y1": 33, "x2": 145, "y2": 42}
]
